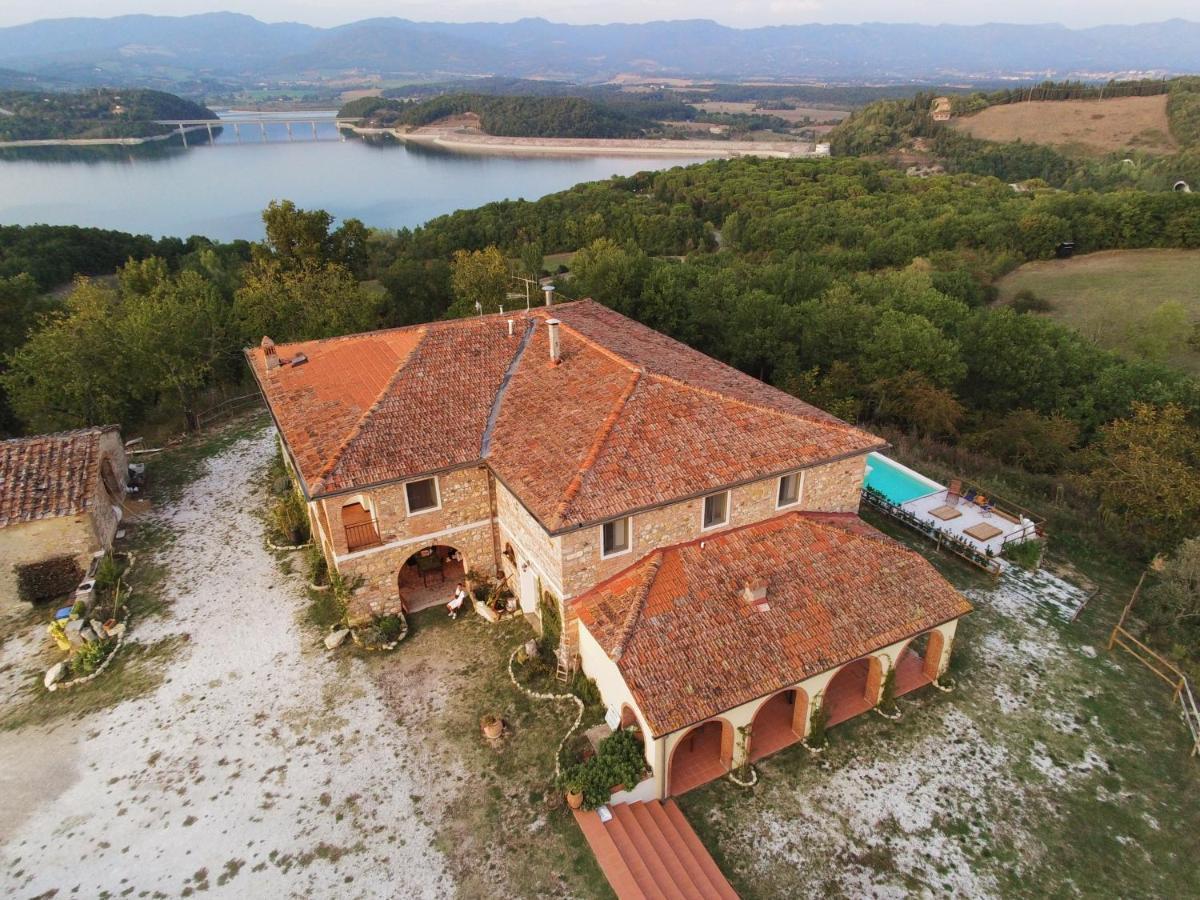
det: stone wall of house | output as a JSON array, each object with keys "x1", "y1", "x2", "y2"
[
  {"x1": 494, "y1": 478, "x2": 564, "y2": 626},
  {"x1": 88, "y1": 428, "x2": 128, "y2": 550},
  {"x1": 559, "y1": 452, "x2": 871, "y2": 615},
  {"x1": 320, "y1": 466, "x2": 493, "y2": 558},
  {"x1": 337, "y1": 523, "x2": 497, "y2": 624},
  {"x1": 0, "y1": 517, "x2": 101, "y2": 613},
  {"x1": 322, "y1": 466, "x2": 498, "y2": 623}
]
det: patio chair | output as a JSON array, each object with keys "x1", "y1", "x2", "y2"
[{"x1": 947, "y1": 479, "x2": 962, "y2": 506}]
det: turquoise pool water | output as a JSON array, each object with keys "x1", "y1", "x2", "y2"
[{"x1": 863, "y1": 453, "x2": 943, "y2": 504}]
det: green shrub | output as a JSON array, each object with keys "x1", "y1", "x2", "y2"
[
  {"x1": 570, "y1": 671, "x2": 602, "y2": 707},
  {"x1": 304, "y1": 545, "x2": 329, "y2": 586},
  {"x1": 808, "y1": 702, "x2": 829, "y2": 747},
  {"x1": 559, "y1": 728, "x2": 646, "y2": 809},
  {"x1": 15, "y1": 555, "x2": 82, "y2": 604},
  {"x1": 377, "y1": 615, "x2": 406, "y2": 642},
  {"x1": 93, "y1": 553, "x2": 122, "y2": 592},
  {"x1": 70, "y1": 637, "x2": 115, "y2": 678},
  {"x1": 1011, "y1": 288, "x2": 1052, "y2": 313},
  {"x1": 269, "y1": 488, "x2": 310, "y2": 545},
  {"x1": 1002, "y1": 539, "x2": 1043, "y2": 569},
  {"x1": 879, "y1": 667, "x2": 897, "y2": 713},
  {"x1": 539, "y1": 587, "x2": 561, "y2": 662}
]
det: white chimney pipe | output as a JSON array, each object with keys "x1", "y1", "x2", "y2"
[
  {"x1": 547, "y1": 318, "x2": 561, "y2": 364},
  {"x1": 507, "y1": 318, "x2": 514, "y2": 337},
  {"x1": 542, "y1": 284, "x2": 555, "y2": 306}
]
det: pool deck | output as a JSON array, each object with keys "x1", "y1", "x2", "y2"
[{"x1": 900, "y1": 489, "x2": 1039, "y2": 557}]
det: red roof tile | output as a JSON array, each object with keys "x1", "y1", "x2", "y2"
[
  {"x1": 574, "y1": 512, "x2": 973, "y2": 737},
  {"x1": 0, "y1": 427, "x2": 117, "y2": 528},
  {"x1": 249, "y1": 301, "x2": 885, "y2": 525}
]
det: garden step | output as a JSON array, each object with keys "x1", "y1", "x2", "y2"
[
  {"x1": 643, "y1": 800, "x2": 724, "y2": 898},
  {"x1": 604, "y1": 805, "x2": 672, "y2": 900},
  {"x1": 627, "y1": 800, "x2": 716, "y2": 899},
  {"x1": 572, "y1": 808, "x2": 650, "y2": 900},
  {"x1": 611, "y1": 802, "x2": 692, "y2": 900},
  {"x1": 663, "y1": 800, "x2": 740, "y2": 899}
]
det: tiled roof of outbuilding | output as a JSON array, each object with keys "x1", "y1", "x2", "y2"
[
  {"x1": 248, "y1": 301, "x2": 885, "y2": 530},
  {"x1": 574, "y1": 512, "x2": 973, "y2": 737},
  {"x1": 0, "y1": 426, "x2": 117, "y2": 528}
]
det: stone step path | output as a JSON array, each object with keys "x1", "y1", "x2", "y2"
[{"x1": 573, "y1": 799, "x2": 739, "y2": 899}]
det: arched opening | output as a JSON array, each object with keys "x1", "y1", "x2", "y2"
[
  {"x1": 895, "y1": 630, "x2": 945, "y2": 697},
  {"x1": 823, "y1": 657, "x2": 879, "y2": 728},
  {"x1": 749, "y1": 688, "x2": 808, "y2": 762},
  {"x1": 618, "y1": 704, "x2": 646, "y2": 757},
  {"x1": 669, "y1": 719, "x2": 731, "y2": 796},
  {"x1": 397, "y1": 545, "x2": 466, "y2": 613}
]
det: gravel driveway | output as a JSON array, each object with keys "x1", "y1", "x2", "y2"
[{"x1": 0, "y1": 429, "x2": 456, "y2": 898}]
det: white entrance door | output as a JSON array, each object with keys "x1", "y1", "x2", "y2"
[{"x1": 519, "y1": 565, "x2": 539, "y2": 614}]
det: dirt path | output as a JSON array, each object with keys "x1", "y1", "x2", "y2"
[{"x1": 0, "y1": 430, "x2": 456, "y2": 897}]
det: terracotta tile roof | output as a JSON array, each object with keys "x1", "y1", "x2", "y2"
[
  {"x1": 0, "y1": 427, "x2": 116, "y2": 528},
  {"x1": 575, "y1": 512, "x2": 973, "y2": 737},
  {"x1": 249, "y1": 301, "x2": 884, "y2": 522}
]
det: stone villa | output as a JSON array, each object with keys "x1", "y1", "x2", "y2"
[{"x1": 249, "y1": 300, "x2": 971, "y2": 799}]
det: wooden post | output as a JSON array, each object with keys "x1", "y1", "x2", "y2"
[{"x1": 1108, "y1": 571, "x2": 1146, "y2": 650}]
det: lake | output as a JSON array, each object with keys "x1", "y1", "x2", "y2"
[{"x1": 0, "y1": 111, "x2": 714, "y2": 240}]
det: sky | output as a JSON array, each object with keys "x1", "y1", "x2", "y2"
[{"x1": 0, "y1": 1, "x2": 1197, "y2": 29}]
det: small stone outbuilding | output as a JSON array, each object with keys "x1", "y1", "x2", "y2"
[{"x1": 0, "y1": 426, "x2": 127, "y2": 607}]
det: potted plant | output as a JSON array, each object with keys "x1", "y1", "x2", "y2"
[
  {"x1": 480, "y1": 714, "x2": 503, "y2": 740},
  {"x1": 564, "y1": 778, "x2": 584, "y2": 810}
]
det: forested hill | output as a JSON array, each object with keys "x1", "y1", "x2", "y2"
[
  {"x1": 0, "y1": 88, "x2": 215, "y2": 141},
  {"x1": 339, "y1": 94, "x2": 650, "y2": 139}
]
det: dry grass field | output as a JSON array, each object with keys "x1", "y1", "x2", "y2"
[
  {"x1": 996, "y1": 249, "x2": 1200, "y2": 373},
  {"x1": 951, "y1": 95, "x2": 1177, "y2": 156},
  {"x1": 693, "y1": 101, "x2": 849, "y2": 123}
]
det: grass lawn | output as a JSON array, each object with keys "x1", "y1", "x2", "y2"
[
  {"x1": 360, "y1": 609, "x2": 614, "y2": 898},
  {"x1": 676, "y1": 523, "x2": 1199, "y2": 898},
  {"x1": 995, "y1": 249, "x2": 1200, "y2": 374}
]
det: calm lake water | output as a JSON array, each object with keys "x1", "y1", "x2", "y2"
[{"x1": 0, "y1": 111, "x2": 713, "y2": 240}]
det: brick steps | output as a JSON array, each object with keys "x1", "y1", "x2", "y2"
[{"x1": 573, "y1": 800, "x2": 739, "y2": 899}]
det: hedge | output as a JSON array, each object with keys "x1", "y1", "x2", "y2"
[{"x1": 15, "y1": 555, "x2": 82, "y2": 604}]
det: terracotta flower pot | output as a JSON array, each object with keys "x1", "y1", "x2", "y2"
[
  {"x1": 566, "y1": 789, "x2": 584, "y2": 810},
  {"x1": 482, "y1": 717, "x2": 503, "y2": 740}
]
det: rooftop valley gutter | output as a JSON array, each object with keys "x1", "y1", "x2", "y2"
[{"x1": 480, "y1": 317, "x2": 537, "y2": 458}]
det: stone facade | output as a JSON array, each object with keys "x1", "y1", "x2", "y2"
[{"x1": 308, "y1": 451, "x2": 872, "y2": 643}]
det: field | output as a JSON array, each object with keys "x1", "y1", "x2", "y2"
[
  {"x1": 950, "y1": 95, "x2": 1177, "y2": 156},
  {"x1": 692, "y1": 100, "x2": 849, "y2": 123},
  {"x1": 996, "y1": 249, "x2": 1200, "y2": 373}
]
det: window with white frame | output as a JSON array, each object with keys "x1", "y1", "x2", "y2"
[
  {"x1": 702, "y1": 491, "x2": 730, "y2": 530},
  {"x1": 602, "y1": 516, "x2": 631, "y2": 557},
  {"x1": 405, "y1": 476, "x2": 440, "y2": 514},
  {"x1": 777, "y1": 471, "x2": 802, "y2": 508}
]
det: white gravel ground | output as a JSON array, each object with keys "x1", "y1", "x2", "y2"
[{"x1": 0, "y1": 430, "x2": 455, "y2": 898}]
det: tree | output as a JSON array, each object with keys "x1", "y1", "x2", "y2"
[
  {"x1": 1085, "y1": 403, "x2": 1200, "y2": 550},
  {"x1": 566, "y1": 238, "x2": 649, "y2": 316},
  {"x1": 869, "y1": 371, "x2": 965, "y2": 437},
  {"x1": 124, "y1": 269, "x2": 230, "y2": 430},
  {"x1": 860, "y1": 309, "x2": 966, "y2": 388},
  {"x1": 234, "y1": 260, "x2": 382, "y2": 343},
  {"x1": 448, "y1": 246, "x2": 510, "y2": 317},
  {"x1": 963, "y1": 409, "x2": 1079, "y2": 474},
  {"x1": 518, "y1": 241, "x2": 544, "y2": 282},
  {"x1": 2, "y1": 280, "x2": 139, "y2": 431},
  {"x1": 257, "y1": 200, "x2": 335, "y2": 271},
  {"x1": 1145, "y1": 537, "x2": 1200, "y2": 645}
]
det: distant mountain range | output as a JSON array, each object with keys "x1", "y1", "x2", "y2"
[{"x1": 0, "y1": 13, "x2": 1198, "y2": 86}]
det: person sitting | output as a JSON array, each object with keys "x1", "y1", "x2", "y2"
[{"x1": 446, "y1": 583, "x2": 468, "y2": 619}]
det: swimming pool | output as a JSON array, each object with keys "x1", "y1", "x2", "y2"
[{"x1": 862, "y1": 452, "x2": 944, "y2": 505}]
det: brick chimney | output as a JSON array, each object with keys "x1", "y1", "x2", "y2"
[
  {"x1": 262, "y1": 336, "x2": 279, "y2": 371},
  {"x1": 742, "y1": 578, "x2": 769, "y2": 610}
]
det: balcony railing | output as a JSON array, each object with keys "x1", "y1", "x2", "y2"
[{"x1": 345, "y1": 519, "x2": 382, "y2": 552}]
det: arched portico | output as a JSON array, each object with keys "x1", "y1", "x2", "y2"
[
  {"x1": 668, "y1": 719, "x2": 732, "y2": 796},
  {"x1": 749, "y1": 688, "x2": 808, "y2": 762},
  {"x1": 823, "y1": 656, "x2": 882, "y2": 728},
  {"x1": 894, "y1": 630, "x2": 944, "y2": 697}
]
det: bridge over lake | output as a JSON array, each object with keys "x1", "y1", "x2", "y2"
[{"x1": 154, "y1": 116, "x2": 362, "y2": 146}]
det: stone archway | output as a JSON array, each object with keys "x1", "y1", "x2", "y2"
[
  {"x1": 895, "y1": 630, "x2": 944, "y2": 697},
  {"x1": 669, "y1": 720, "x2": 731, "y2": 796},
  {"x1": 823, "y1": 657, "x2": 881, "y2": 728},
  {"x1": 749, "y1": 688, "x2": 808, "y2": 762},
  {"x1": 396, "y1": 544, "x2": 467, "y2": 612}
]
